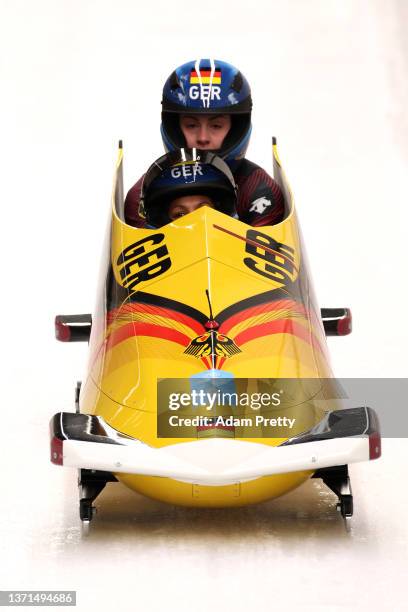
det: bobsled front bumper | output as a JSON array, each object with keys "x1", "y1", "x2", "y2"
[{"x1": 50, "y1": 407, "x2": 381, "y2": 486}]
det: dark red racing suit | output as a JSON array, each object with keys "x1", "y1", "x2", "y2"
[{"x1": 124, "y1": 159, "x2": 285, "y2": 227}]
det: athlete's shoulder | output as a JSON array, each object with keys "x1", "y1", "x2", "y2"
[
  {"x1": 233, "y1": 158, "x2": 264, "y2": 178},
  {"x1": 233, "y1": 158, "x2": 277, "y2": 186},
  {"x1": 234, "y1": 158, "x2": 284, "y2": 226},
  {"x1": 124, "y1": 174, "x2": 146, "y2": 227},
  {"x1": 125, "y1": 174, "x2": 144, "y2": 202}
]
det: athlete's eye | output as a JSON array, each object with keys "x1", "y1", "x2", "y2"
[
  {"x1": 181, "y1": 120, "x2": 198, "y2": 129},
  {"x1": 171, "y1": 210, "x2": 186, "y2": 219}
]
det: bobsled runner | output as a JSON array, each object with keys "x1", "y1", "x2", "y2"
[{"x1": 50, "y1": 141, "x2": 381, "y2": 530}]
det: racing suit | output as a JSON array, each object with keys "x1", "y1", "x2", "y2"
[{"x1": 124, "y1": 159, "x2": 285, "y2": 227}]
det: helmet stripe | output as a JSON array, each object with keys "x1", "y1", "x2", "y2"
[{"x1": 194, "y1": 58, "x2": 217, "y2": 109}]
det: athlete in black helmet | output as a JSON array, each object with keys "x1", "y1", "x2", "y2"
[{"x1": 125, "y1": 59, "x2": 285, "y2": 228}]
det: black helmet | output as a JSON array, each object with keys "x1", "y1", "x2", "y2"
[
  {"x1": 140, "y1": 148, "x2": 238, "y2": 227},
  {"x1": 161, "y1": 59, "x2": 252, "y2": 162}
]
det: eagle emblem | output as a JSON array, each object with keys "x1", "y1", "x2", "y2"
[{"x1": 184, "y1": 330, "x2": 241, "y2": 359}]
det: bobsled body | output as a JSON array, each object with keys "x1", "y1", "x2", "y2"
[{"x1": 51, "y1": 144, "x2": 380, "y2": 513}]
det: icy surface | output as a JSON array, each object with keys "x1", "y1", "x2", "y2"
[{"x1": 1, "y1": 1, "x2": 407, "y2": 610}]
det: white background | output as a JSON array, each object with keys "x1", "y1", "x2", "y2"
[{"x1": 1, "y1": 1, "x2": 407, "y2": 610}]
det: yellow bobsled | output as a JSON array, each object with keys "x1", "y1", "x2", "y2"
[{"x1": 50, "y1": 141, "x2": 380, "y2": 528}]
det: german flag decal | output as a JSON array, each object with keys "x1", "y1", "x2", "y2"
[{"x1": 190, "y1": 68, "x2": 221, "y2": 85}]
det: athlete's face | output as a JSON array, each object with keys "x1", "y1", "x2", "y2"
[
  {"x1": 168, "y1": 194, "x2": 214, "y2": 220},
  {"x1": 179, "y1": 114, "x2": 231, "y2": 150}
]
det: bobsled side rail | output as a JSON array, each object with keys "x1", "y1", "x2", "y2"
[
  {"x1": 55, "y1": 314, "x2": 92, "y2": 342},
  {"x1": 320, "y1": 308, "x2": 352, "y2": 336}
]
